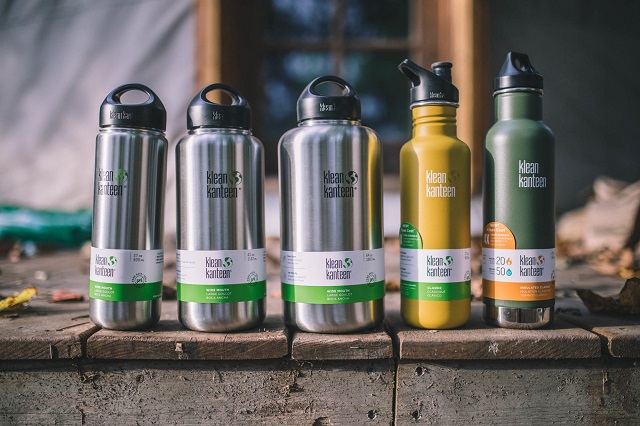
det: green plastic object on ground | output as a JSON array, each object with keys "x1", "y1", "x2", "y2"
[{"x1": 0, "y1": 206, "x2": 92, "y2": 247}]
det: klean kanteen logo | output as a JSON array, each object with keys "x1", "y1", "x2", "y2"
[
  {"x1": 206, "y1": 171, "x2": 242, "y2": 199},
  {"x1": 323, "y1": 170, "x2": 358, "y2": 198},
  {"x1": 110, "y1": 110, "x2": 139, "y2": 120},
  {"x1": 520, "y1": 254, "x2": 544, "y2": 276},
  {"x1": 205, "y1": 256, "x2": 233, "y2": 279},
  {"x1": 425, "y1": 255, "x2": 454, "y2": 277},
  {"x1": 97, "y1": 168, "x2": 128, "y2": 196},
  {"x1": 425, "y1": 170, "x2": 457, "y2": 198},
  {"x1": 326, "y1": 257, "x2": 352, "y2": 280},
  {"x1": 518, "y1": 160, "x2": 547, "y2": 188},
  {"x1": 94, "y1": 254, "x2": 116, "y2": 277}
]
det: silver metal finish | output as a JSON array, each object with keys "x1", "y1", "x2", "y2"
[
  {"x1": 279, "y1": 119, "x2": 384, "y2": 333},
  {"x1": 176, "y1": 128, "x2": 265, "y2": 332},
  {"x1": 483, "y1": 305, "x2": 553, "y2": 329},
  {"x1": 90, "y1": 128, "x2": 167, "y2": 330}
]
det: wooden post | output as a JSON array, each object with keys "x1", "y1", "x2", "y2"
[{"x1": 196, "y1": 0, "x2": 222, "y2": 100}]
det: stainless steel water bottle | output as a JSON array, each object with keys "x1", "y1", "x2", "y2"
[
  {"x1": 90, "y1": 83, "x2": 168, "y2": 330},
  {"x1": 176, "y1": 83, "x2": 266, "y2": 332},
  {"x1": 279, "y1": 76, "x2": 385, "y2": 333},
  {"x1": 482, "y1": 52, "x2": 555, "y2": 329}
]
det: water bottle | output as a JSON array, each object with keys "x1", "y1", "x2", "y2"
[
  {"x1": 482, "y1": 52, "x2": 555, "y2": 329},
  {"x1": 398, "y1": 60, "x2": 471, "y2": 329},
  {"x1": 176, "y1": 83, "x2": 266, "y2": 332},
  {"x1": 90, "y1": 83, "x2": 168, "y2": 330},
  {"x1": 279, "y1": 76, "x2": 385, "y2": 333}
]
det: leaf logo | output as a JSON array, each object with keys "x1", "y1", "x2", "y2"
[
  {"x1": 108, "y1": 256, "x2": 117, "y2": 266},
  {"x1": 537, "y1": 256, "x2": 545, "y2": 266},
  {"x1": 347, "y1": 171, "x2": 358, "y2": 185},
  {"x1": 115, "y1": 169, "x2": 128, "y2": 183},
  {"x1": 449, "y1": 170, "x2": 460, "y2": 183},
  {"x1": 223, "y1": 257, "x2": 233, "y2": 268},
  {"x1": 344, "y1": 258, "x2": 353, "y2": 268},
  {"x1": 230, "y1": 171, "x2": 243, "y2": 186},
  {"x1": 444, "y1": 256, "x2": 453, "y2": 266}
]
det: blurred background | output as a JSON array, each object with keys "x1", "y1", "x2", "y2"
[{"x1": 1, "y1": 0, "x2": 639, "y2": 253}]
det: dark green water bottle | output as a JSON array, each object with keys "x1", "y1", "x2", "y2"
[{"x1": 482, "y1": 52, "x2": 555, "y2": 329}]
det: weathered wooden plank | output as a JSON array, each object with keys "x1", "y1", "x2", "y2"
[
  {"x1": 395, "y1": 359, "x2": 640, "y2": 425},
  {"x1": 387, "y1": 303, "x2": 601, "y2": 360},
  {"x1": 0, "y1": 302, "x2": 97, "y2": 360},
  {"x1": 0, "y1": 359, "x2": 395, "y2": 425},
  {"x1": 558, "y1": 313, "x2": 640, "y2": 358},
  {"x1": 291, "y1": 322, "x2": 394, "y2": 361},
  {"x1": 87, "y1": 312, "x2": 288, "y2": 361}
]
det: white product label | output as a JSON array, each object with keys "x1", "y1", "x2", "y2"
[
  {"x1": 400, "y1": 248, "x2": 471, "y2": 283},
  {"x1": 176, "y1": 249, "x2": 266, "y2": 284},
  {"x1": 90, "y1": 247, "x2": 163, "y2": 284},
  {"x1": 482, "y1": 248, "x2": 555, "y2": 282},
  {"x1": 280, "y1": 249, "x2": 385, "y2": 286}
]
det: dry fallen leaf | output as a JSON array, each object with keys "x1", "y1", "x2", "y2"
[
  {"x1": 0, "y1": 287, "x2": 37, "y2": 312},
  {"x1": 49, "y1": 289, "x2": 84, "y2": 303},
  {"x1": 576, "y1": 278, "x2": 640, "y2": 315}
]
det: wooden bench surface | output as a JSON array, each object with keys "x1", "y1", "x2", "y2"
[{"x1": 1, "y1": 251, "x2": 638, "y2": 361}]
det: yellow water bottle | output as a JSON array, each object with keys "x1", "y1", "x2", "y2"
[{"x1": 398, "y1": 59, "x2": 471, "y2": 329}]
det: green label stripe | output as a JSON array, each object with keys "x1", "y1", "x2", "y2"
[
  {"x1": 90, "y1": 281, "x2": 162, "y2": 302},
  {"x1": 401, "y1": 280, "x2": 470, "y2": 301},
  {"x1": 400, "y1": 222, "x2": 423, "y2": 249},
  {"x1": 282, "y1": 281, "x2": 385, "y2": 305},
  {"x1": 483, "y1": 297, "x2": 555, "y2": 309},
  {"x1": 177, "y1": 281, "x2": 266, "y2": 303}
]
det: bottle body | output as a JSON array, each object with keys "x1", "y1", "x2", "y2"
[
  {"x1": 400, "y1": 105, "x2": 471, "y2": 329},
  {"x1": 482, "y1": 91, "x2": 555, "y2": 329},
  {"x1": 176, "y1": 128, "x2": 266, "y2": 332},
  {"x1": 279, "y1": 120, "x2": 385, "y2": 333},
  {"x1": 90, "y1": 127, "x2": 167, "y2": 330}
]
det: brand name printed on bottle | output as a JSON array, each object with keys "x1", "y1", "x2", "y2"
[
  {"x1": 319, "y1": 102, "x2": 337, "y2": 112},
  {"x1": 205, "y1": 256, "x2": 233, "y2": 278},
  {"x1": 425, "y1": 255, "x2": 453, "y2": 277},
  {"x1": 425, "y1": 170, "x2": 457, "y2": 198},
  {"x1": 429, "y1": 91, "x2": 445, "y2": 99},
  {"x1": 519, "y1": 254, "x2": 545, "y2": 276},
  {"x1": 94, "y1": 254, "x2": 117, "y2": 277},
  {"x1": 323, "y1": 170, "x2": 358, "y2": 198},
  {"x1": 325, "y1": 257, "x2": 353, "y2": 280},
  {"x1": 206, "y1": 171, "x2": 242, "y2": 199},
  {"x1": 518, "y1": 160, "x2": 547, "y2": 188},
  {"x1": 97, "y1": 167, "x2": 128, "y2": 196},
  {"x1": 110, "y1": 110, "x2": 139, "y2": 120}
]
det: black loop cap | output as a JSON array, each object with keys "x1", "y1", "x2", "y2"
[
  {"x1": 297, "y1": 76, "x2": 361, "y2": 122},
  {"x1": 494, "y1": 52, "x2": 543, "y2": 93},
  {"x1": 100, "y1": 83, "x2": 166, "y2": 131},
  {"x1": 187, "y1": 83, "x2": 251, "y2": 130},
  {"x1": 398, "y1": 59, "x2": 459, "y2": 106}
]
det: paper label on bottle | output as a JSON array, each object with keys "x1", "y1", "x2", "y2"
[
  {"x1": 89, "y1": 247, "x2": 163, "y2": 302},
  {"x1": 176, "y1": 249, "x2": 266, "y2": 303},
  {"x1": 482, "y1": 222, "x2": 555, "y2": 304},
  {"x1": 280, "y1": 249, "x2": 385, "y2": 304},
  {"x1": 400, "y1": 248, "x2": 471, "y2": 301}
]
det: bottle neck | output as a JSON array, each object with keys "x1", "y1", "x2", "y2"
[
  {"x1": 189, "y1": 127, "x2": 251, "y2": 136},
  {"x1": 495, "y1": 90, "x2": 542, "y2": 120},
  {"x1": 298, "y1": 119, "x2": 360, "y2": 127},
  {"x1": 411, "y1": 105, "x2": 458, "y2": 137}
]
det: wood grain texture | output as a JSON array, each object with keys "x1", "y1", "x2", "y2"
[
  {"x1": 558, "y1": 313, "x2": 640, "y2": 358},
  {"x1": 87, "y1": 314, "x2": 288, "y2": 360},
  {"x1": 395, "y1": 358, "x2": 640, "y2": 425},
  {"x1": 291, "y1": 323, "x2": 393, "y2": 361},
  {"x1": 387, "y1": 303, "x2": 601, "y2": 360},
  {"x1": 0, "y1": 359, "x2": 395, "y2": 425}
]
